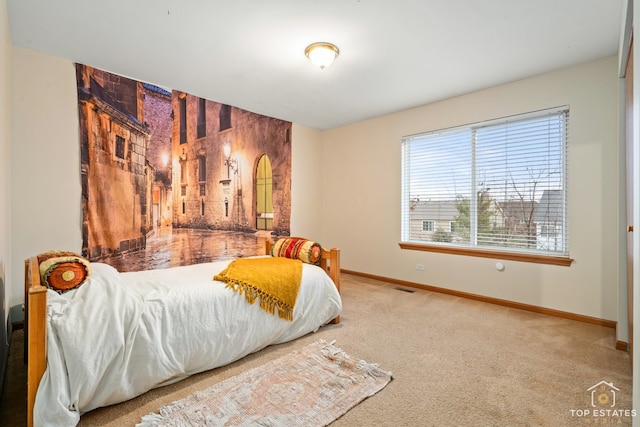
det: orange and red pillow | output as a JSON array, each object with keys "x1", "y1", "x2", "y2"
[
  {"x1": 271, "y1": 237, "x2": 322, "y2": 265},
  {"x1": 37, "y1": 250, "x2": 92, "y2": 294}
]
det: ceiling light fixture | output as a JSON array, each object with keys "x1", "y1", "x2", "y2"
[{"x1": 304, "y1": 42, "x2": 340, "y2": 69}]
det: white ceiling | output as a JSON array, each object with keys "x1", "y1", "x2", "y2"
[{"x1": 7, "y1": 0, "x2": 625, "y2": 130}]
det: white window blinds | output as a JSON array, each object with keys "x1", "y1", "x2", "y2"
[{"x1": 401, "y1": 106, "x2": 569, "y2": 257}]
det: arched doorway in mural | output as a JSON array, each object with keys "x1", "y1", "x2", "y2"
[{"x1": 256, "y1": 154, "x2": 273, "y2": 230}]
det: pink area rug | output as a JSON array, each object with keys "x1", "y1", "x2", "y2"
[{"x1": 138, "y1": 340, "x2": 393, "y2": 426}]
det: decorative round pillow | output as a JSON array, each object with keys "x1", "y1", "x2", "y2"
[
  {"x1": 37, "y1": 250, "x2": 92, "y2": 294},
  {"x1": 271, "y1": 237, "x2": 322, "y2": 265}
]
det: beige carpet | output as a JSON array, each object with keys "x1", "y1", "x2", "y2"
[{"x1": 1, "y1": 273, "x2": 633, "y2": 426}]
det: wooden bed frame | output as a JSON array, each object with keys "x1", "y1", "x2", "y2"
[{"x1": 25, "y1": 240, "x2": 340, "y2": 427}]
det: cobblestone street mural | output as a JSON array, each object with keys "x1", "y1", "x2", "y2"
[
  {"x1": 107, "y1": 228, "x2": 267, "y2": 272},
  {"x1": 76, "y1": 64, "x2": 292, "y2": 271}
]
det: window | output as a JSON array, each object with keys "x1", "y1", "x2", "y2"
[
  {"x1": 198, "y1": 155, "x2": 206, "y2": 195},
  {"x1": 198, "y1": 156, "x2": 206, "y2": 182},
  {"x1": 179, "y1": 97, "x2": 187, "y2": 144},
  {"x1": 219, "y1": 104, "x2": 231, "y2": 131},
  {"x1": 401, "y1": 107, "x2": 570, "y2": 265},
  {"x1": 197, "y1": 98, "x2": 206, "y2": 138},
  {"x1": 115, "y1": 135, "x2": 125, "y2": 159},
  {"x1": 179, "y1": 157, "x2": 187, "y2": 197},
  {"x1": 179, "y1": 158, "x2": 187, "y2": 184}
]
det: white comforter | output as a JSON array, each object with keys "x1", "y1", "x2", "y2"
[{"x1": 34, "y1": 258, "x2": 342, "y2": 427}]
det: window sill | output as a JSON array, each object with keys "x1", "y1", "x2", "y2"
[{"x1": 398, "y1": 242, "x2": 573, "y2": 267}]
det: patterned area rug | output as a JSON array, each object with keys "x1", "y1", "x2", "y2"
[{"x1": 137, "y1": 340, "x2": 393, "y2": 427}]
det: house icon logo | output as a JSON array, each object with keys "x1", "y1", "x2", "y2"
[
  {"x1": 569, "y1": 381, "x2": 635, "y2": 421},
  {"x1": 587, "y1": 381, "x2": 619, "y2": 408}
]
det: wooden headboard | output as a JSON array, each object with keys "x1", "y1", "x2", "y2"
[
  {"x1": 24, "y1": 256, "x2": 47, "y2": 427},
  {"x1": 24, "y1": 240, "x2": 340, "y2": 427}
]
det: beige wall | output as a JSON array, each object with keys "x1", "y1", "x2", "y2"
[
  {"x1": 290, "y1": 124, "x2": 324, "y2": 242},
  {"x1": 8, "y1": 47, "x2": 624, "y2": 325},
  {"x1": 1, "y1": 0, "x2": 11, "y2": 328},
  {"x1": 10, "y1": 47, "x2": 82, "y2": 306},
  {"x1": 322, "y1": 55, "x2": 622, "y2": 321}
]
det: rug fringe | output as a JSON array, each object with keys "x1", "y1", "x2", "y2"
[
  {"x1": 135, "y1": 412, "x2": 164, "y2": 427},
  {"x1": 319, "y1": 340, "x2": 395, "y2": 380},
  {"x1": 356, "y1": 359, "x2": 393, "y2": 378}
]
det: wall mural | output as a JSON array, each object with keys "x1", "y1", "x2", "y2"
[{"x1": 75, "y1": 64, "x2": 292, "y2": 272}]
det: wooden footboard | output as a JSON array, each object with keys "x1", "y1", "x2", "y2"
[
  {"x1": 265, "y1": 240, "x2": 341, "y2": 324},
  {"x1": 25, "y1": 240, "x2": 341, "y2": 427},
  {"x1": 321, "y1": 247, "x2": 341, "y2": 324}
]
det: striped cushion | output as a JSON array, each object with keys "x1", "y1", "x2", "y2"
[{"x1": 271, "y1": 237, "x2": 322, "y2": 265}]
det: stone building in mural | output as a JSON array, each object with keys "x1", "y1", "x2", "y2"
[
  {"x1": 76, "y1": 64, "x2": 152, "y2": 260},
  {"x1": 143, "y1": 83, "x2": 173, "y2": 230},
  {"x1": 171, "y1": 92, "x2": 292, "y2": 236},
  {"x1": 76, "y1": 64, "x2": 293, "y2": 262}
]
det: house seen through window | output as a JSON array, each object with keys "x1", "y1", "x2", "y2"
[{"x1": 401, "y1": 106, "x2": 569, "y2": 262}]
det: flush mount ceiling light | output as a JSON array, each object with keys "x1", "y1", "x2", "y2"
[{"x1": 304, "y1": 42, "x2": 340, "y2": 69}]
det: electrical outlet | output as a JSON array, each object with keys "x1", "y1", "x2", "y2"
[{"x1": 416, "y1": 263, "x2": 425, "y2": 271}]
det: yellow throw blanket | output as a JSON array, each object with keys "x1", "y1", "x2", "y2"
[{"x1": 214, "y1": 257, "x2": 303, "y2": 321}]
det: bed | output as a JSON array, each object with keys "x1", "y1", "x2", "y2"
[{"x1": 24, "y1": 238, "x2": 341, "y2": 427}]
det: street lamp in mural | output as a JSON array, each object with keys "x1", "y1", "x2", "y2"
[
  {"x1": 223, "y1": 143, "x2": 239, "y2": 178},
  {"x1": 221, "y1": 143, "x2": 242, "y2": 226}
]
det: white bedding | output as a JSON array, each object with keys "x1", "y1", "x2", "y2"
[{"x1": 34, "y1": 258, "x2": 342, "y2": 427}]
